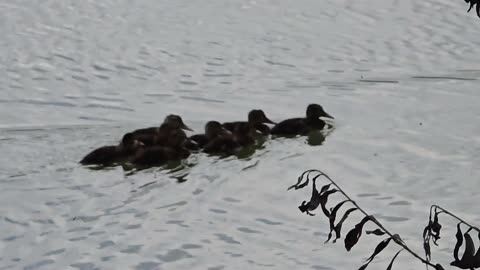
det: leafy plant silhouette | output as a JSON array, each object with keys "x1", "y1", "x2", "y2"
[
  {"x1": 289, "y1": 169, "x2": 480, "y2": 270},
  {"x1": 464, "y1": 0, "x2": 480, "y2": 18},
  {"x1": 424, "y1": 205, "x2": 480, "y2": 269}
]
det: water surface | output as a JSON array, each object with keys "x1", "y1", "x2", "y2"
[{"x1": 1, "y1": 0, "x2": 480, "y2": 269}]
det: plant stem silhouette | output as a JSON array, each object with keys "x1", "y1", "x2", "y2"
[{"x1": 291, "y1": 169, "x2": 440, "y2": 269}]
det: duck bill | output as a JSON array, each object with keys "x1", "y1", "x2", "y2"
[
  {"x1": 322, "y1": 112, "x2": 334, "y2": 119},
  {"x1": 181, "y1": 124, "x2": 193, "y2": 131}
]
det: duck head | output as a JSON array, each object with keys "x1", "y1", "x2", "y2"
[
  {"x1": 248, "y1": 109, "x2": 276, "y2": 125},
  {"x1": 205, "y1": 121, "x2": 231, "y2": 139},
  {"x1": 306, "y1": 104, "x2": 334, "y2": 119},
  {"x1": 162, "y1": 114, "x2": 193, "y2": 131}
]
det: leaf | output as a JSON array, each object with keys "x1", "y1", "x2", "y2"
[
  {"x1": 366, "y1": 229, "x2": 386, "y2": 236},
  {"x1": 452, "y1": 223, "x2": 463, "y2": 263},
  {"x1": 473, "y1": 231, "x2": 480, "y2": 267},
  {"x1": 319, "y1": 183, "x2": 331, "y2": 194},
  {"x1": 332, "y1": 207, "x2": 358, "y2": 243},
  {"x1": 325, "y1": 200, "x2": 350, "y2": 243},
  {"x1": 344, "y1": 215, "x2": 372, "y2": 251},
  {"x1": 298, "y1": 175, "x2": 322, "y2": 215},
  {"x1": 423, "y1": 241, "x2": 431, "y2": 262},
  {"x1": 431, "y1": 209, "x2": 442, "y2": 245},
  {"x1": 358, "y1": 237, "x2": 392, "y2": 270},
  {"x1": 319, "y1": 189, "x2": 338, "y2": 218},
  {"x1": 423, "y1": 221, "x2": 431, "y2": 239},
  {"x1": 434, "y1": 264, "x2": 445, "y2": 270},
  {"x1": 468, "y1": 1, "x2": 475, "y2": 12},
  {"x1": 451, "y1": 229, "x2": 476, "y2": 269},
  {"x1": 386, "y1": 249, "x2": 403, "y2": 270},
  {"x1": 288, "y1": 171, "x2": 311, "y2": 190}
]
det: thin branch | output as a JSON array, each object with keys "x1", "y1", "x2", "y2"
[
  {"x1": 298, "y1": 169, "x2": 438, "y2": 269},
  {"x1": 432, "y1": 205, "x2": 480, "y2": 233}
]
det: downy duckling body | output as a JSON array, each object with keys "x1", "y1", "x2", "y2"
[
  {"x1": 133, "y1": 115, "x2": 192, "y2": 147},
  {"x1": 130, "y1": 146, "x2": 190, "y2": 167},
  {"x1": 271, "y1": 104, "x2": 333, "y2": 136},
  {"x1": 223, "y1": 109, "x2": 275, "y2": 136},
  {"x1": 80, "y1": 133, "x2": 144, "y2": 165},
  {"x1": 203, "y1": 123, "x2": 256, "y2": 155},
  {"x1": 131, "y1": 114, "x2": 192, "y2": 136},
  {"x1": 189, "y1": 121, "x2": 231, "y2": 149}
]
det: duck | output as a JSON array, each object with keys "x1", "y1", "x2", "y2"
[
  {"x1": 189, "y1": 121, "x2": 232, "y2": 149},
  {"x1": 80, "y1": 133, "x2": 144, "y2": 165},
  {"x1": 270, "y1": 104, "x2": 334, "y2": 136},
  {"x1": 129, "y1": 146, "x2": 190, "y2": 167},
  {"x1": 222, "y1": 109, "x2": 276, "y2": 136},
  {"x1": 131, "y1": 114, "x2": 192, "y2": 137},
  {"x1": 132, "y1": 114, "x2": 192, "y2": 147},
  {"x1": 203, "y1": 123, "x2": 256, "y2": 155}
]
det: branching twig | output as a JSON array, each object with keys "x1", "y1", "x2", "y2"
[{"x1": 432, "y1": 205, "x2": 480, "y2": 233}]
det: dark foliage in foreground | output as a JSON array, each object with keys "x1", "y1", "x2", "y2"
[
  {"x1": 464, "y1": 0, "x2": 480, "y2": 18},
  {"x1": 289, "y1": 169, "x2": 479, "y2": 270},
  {"x1": 424, "y1": 205, "x2": 480, "y2": 269}
]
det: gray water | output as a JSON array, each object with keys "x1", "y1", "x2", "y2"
[{"x1": 1, "y1": 0, "x2": 480, "y2": 269}]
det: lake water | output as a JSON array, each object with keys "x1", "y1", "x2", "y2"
[{"x1": 1, "y1": 0, "x2": 479, "y2": 269}]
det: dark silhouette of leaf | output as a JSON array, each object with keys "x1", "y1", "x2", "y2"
[
  {"x1": 451, "y1": 228, "x2": 476, "y2": 269},
  {"x1": 345, "y1": 215, "x2": 372, "y2": 251},
  {"x1": 468, "y1": 0, "x2": 475, "y2": 12},
  {"x1": 325, "y1": 200, "x2": 350, "y2": 243},
  {"x1": 288, "y1": 170, "x2": 311, "y2": 190},
  {"x1": 332, "y1": 207, "x2": 358, "y2": 243},
  {"x1": 386, "y1": 249, "x2": 403, "y2": 270},
  {"x1": 423, "y1": 221, "x2": 431, "y2": 239},
  {"x1": 434, "y1": 264, "x2": 445, "y2": 270},
  {"x1": 452, "y1": 223, "x2": 463, "y2": 263},
  {"x1": 319, "y1": 182, "x2": 331, "y2": 194},
  {"x1": 431, "y1": 210, "x2": 442, "y2": 245},
  {"x1": 366, "y1": 229, "x2": 386, "y2": 236},
  {"x1": 466, "y1": 0, "x2": 480, "y2": 18},
  {"x1": 358, "y1": 237, "x2": 392, "y2": 270},
  {"x1": 473, "y1": 231, "x2": 480, "y2": 268},
  {"x1": 424, "y1": 241, "x2": 431, "y2": 262},
  {"x1": 319, "y1": 189, "x2": 338, "y2": 218},
  {"x1": 298, "y1": 176, "x2": 322, "y2": 216}
]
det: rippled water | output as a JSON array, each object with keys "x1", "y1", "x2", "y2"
[{"x1": 1, "y1": 0, "x2": 480, "y2": 269}]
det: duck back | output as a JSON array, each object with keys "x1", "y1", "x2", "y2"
[
  {"x1": 223, "y1": 122, "x2": 270, "y2": 136},
  {"x1": 203, "y1": 136, "x2": 240, "y2": 155},
  {"x1": 271, "y1": 118, "x2": 327, "y2": 136},
  {"x1": 271, "y1": 118, "x2": 310, "y2": 136},
  {"x1": 222, "y1": 121, "x2": 244, "y2": 132},
  {"x1": 131, "y1": 126, "x2": 159, "y2": 136},
  {"x1": 130, "y1": 146, "x2": 172, "y2": 166},
  {"x1": 80, "y1": 145, "x2": 136, "y2": 165},
  {"x1": 131, "y1": 146, "x2": 190, "y2": 166}
]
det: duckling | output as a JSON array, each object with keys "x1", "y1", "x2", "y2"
[
  {"x1": 80, "y1": 133, "x2": 144, "y2": 165},
  {"x1": 130, "y1": 146, "x2": 190, "y2": 167},
  {"x1": 203, "y1": 123, "x2": 256, "y2": 155},
  {"x1": 133, "y1": 115, "x2": 191, "y2": 147},
  {"x1": 189, "y1": 121, "x2": 231, "y2": 149},
  {"x1": 131, "y1": 114, "x2": 192, "y2": 136},
  {"x1": 223, "y1": 109, "x2": 276, "y2": 136},
  {"x1": 270, "y1": 104, "x2": 334, "y2": 136}
]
